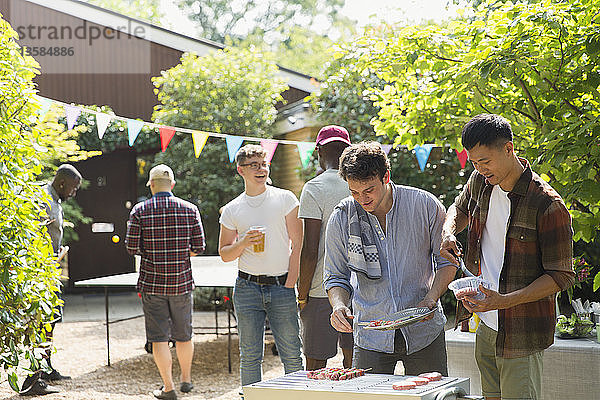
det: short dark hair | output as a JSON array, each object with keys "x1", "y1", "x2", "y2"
[
  {"x1": 56, "y1": 164, "x2": 82, "y2": 181},
  {"x1": 461, "y1": 114, "x2": 513, "y2": 150},
  {"x1": 235, "y1": 144, "x2": 267, "y2": 165},
  {"x1": 318, "y1": 140, "x2": 349, "y2": 159},
  {"x1": 339, "y1": 141, "x2": 390, "y2": 182}
]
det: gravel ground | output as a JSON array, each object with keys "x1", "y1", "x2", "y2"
[{"x1": 0, "y1": 314, "x2": 345, "y2": 399}]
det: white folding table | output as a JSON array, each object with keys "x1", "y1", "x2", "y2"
[{"x1": 74, "y1": 256, "x2": 238, "y2": 371}]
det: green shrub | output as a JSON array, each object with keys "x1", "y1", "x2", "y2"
[
  {"x1": 0, "y1": 17, "x2": 61, "y2": 391},
  {"x1": 152, "y1": 47, "x2": 288, "y2": 254}
]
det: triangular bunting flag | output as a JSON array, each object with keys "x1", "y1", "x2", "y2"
[
  {"x1": 225, "y1": 136, "x2": 244, "y2": 162},
  {"x1": 414, "y1": 144, "x2": 435, "y2": 171},
  {"x1": 455, "y1": 149, "x2": 468, "y2": 169},
  {"x1": 159, "y1": 127, "x2": 176, "y2": 152},
  {"x1": 297, "y1": 142, "x2": 316, "y2": 168},
  {"x1": 95, "y1": 113, "x2": 111, "y2": 140},
  {"x1": 64, "y1": 105, "x2": 81, "y2": 130},
  {"x1": 381, "y1": 144, "x2": 393, "y2": 155},
  {"x1": 127, "y1": 119, "x2": 144, "y2": 146},
  {"x1": 192, "y1": 131, "x2": 209, "y2": 158},
  {"x1": 260, "y1": 139, "x2": 278, "y2": 163},
  {"x1": 36, "y1": 96, "x2": 52, "y2": 116}
]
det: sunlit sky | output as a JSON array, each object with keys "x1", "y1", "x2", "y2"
[
  {"x1": 160, "y1": 0, "x2": 460, "y2": 39},
  {"x1": 342, "y1": 0, "x2": 459, "y2": 26}
]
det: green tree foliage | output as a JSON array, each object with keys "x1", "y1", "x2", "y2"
[
  {"x1": 178, "y1": 0, "x2": 355, "y2": 77},
  {"x1": 238, "y1": 26, "x2": 339, "y2": 78},
  {"x1": 340, "y1": 0, "x2": 600, "y2": 297},
  {"x1": 310, "y1": 50, "x2": 473, "y2": 208},
  {"x1": 349, "y1": 0, "x2": 600, "y2": 245},
  {"x1": 0, "y1": 19, "x2": 61, "y2": 391},
  {"x1": 177, "y1": 0, "x2": 347, "y2": 44},
  {"x1": 151, "y1": 47, "x2": 288, "y2": 254},
  {"x1": 310, "y1": 51, "x2": 385, "y2": 140}
]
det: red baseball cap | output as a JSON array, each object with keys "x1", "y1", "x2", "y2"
[{"x1": 315, "y1": 125, "x2": 351, "y2": 146}]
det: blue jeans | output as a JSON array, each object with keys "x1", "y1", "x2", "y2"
[{"x1": 233, "y1": 277, "x2": 303, "y2": 386}]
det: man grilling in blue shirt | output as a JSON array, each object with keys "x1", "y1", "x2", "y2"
[{"x1": 324, "y1": 142, "x2": 457, "y2": 375}]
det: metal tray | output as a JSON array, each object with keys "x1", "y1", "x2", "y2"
[{"x1": 359, "y1": 307, "x2": 436, "y2": 330}]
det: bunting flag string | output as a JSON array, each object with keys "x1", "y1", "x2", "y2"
[
  {"x1": 192, "y1": 131, "x2": 209, "y2": 158},
  {"x1": 260, "y1": 139, "x2": 278, "y2": 163},
  {"x1": 297, "y1": 142, "x2": 316, "y2": 168},
  {"x1": 34, "y1": 95, "x2": 320, "y2": 147},
  {"x1": 455, "y1": 149, "x2": 468, "y2": 169},
  {"x1": 64, "y1": 105, "x2": 81, "y2": 130},
  {"x1": 37, "y1": 97, "x2": 52, "y2": 116},
  {"x1": 34, "y1": 95, "x2": 470, "y2": 171},
  {"x1": 127, "y1": 119, "x2": 145, "y2": 146},
  {"x1": 381, "y1": 144, "x2": 393, "y2": 155},
  {"x1": 95, "y1": 112, "x2": 112, "y2": 140},
  {"x1": 226, "y1": 136, "x2": 245, "y2": 162},
  {"x1": 159, "y1": 127, "x2": 176, "y2": 152},
  {"x1": 414, "y1": 144, "x2": 435, "y2": 171}
]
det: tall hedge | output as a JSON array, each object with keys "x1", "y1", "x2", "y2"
[{"x1": 0, "y1": 17, "x2": 60, "y2": 391}]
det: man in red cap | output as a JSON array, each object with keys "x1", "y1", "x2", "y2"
[{"x1": 297, "y1": 125, "x2": 354, "y2": 370}]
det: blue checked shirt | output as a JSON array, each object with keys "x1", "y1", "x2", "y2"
[{"x1": 324, "y1": 184, "x2": 453, "y2": 354}]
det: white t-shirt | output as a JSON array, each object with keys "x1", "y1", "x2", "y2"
[
  {"x1": 220, "y1": 186, "x2": 299, "y2": 276},
  {"x1": 298, "y1": 169, "x2": 350, "y2": 298},
  {"x1": 478, "y1": 184, "x2": 511, "y2": 331}
]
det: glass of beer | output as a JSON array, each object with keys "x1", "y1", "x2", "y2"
[{"x1": 249, "y1": 226, "x2": 266, "y2": 253}]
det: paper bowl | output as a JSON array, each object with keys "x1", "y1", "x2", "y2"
[{"x1": 448, "y1": 277, "x2": 491, "y2": 300}]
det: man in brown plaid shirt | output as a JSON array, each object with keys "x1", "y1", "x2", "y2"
[{"x1": 441, "y1": 114, "x2": 575, "y2": 400}]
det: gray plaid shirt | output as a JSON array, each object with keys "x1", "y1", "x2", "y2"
[
  {"x1": 324, "y1": 184, "x2": 453, "y2": 354},
  {"x1": 45, "y1": 183, "x2": 63, "y2": 255}
]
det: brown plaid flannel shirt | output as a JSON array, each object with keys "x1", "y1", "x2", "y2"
[{"x1": 454, "y1": 158, "x2": 575, "y2": 358}]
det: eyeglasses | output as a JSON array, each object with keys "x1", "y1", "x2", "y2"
[{"x1": 239, "y1": 161, "x2": 270, "y2": 170}]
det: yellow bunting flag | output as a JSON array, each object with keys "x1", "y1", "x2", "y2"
[{"x1": 192, "y1": 131, "x2": 209, "y2": 158}]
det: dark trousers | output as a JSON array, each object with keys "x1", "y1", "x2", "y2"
[{"x1": 353, "y1": 330, "x2": 448, "y2": 376}]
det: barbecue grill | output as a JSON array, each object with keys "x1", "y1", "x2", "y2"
[{"x1": 244, "y1": 371, "x2": 477, "y2": 400}]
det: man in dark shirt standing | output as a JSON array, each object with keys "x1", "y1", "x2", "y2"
[
  {"x1": 126, "y1": 164, "x2": 205, "y2": 400},
  {"x1": 297, "y1": 126, "x2": 353, "y2": 370},
  {"x1": 21, "y1": 164, "x2": 81, "y2": 396},
  {"x1": 441, "y1": 114, "x2": 575, "y2": 400}
]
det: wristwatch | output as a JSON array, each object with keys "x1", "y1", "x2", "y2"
[{"x1": 298, "y1": 298, "x2": 308, "y2": 305}]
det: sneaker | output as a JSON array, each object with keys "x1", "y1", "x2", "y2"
[
  {"x1": 180, "y1": 382, "x2": 193, "y2": 393},
  {"x1": 20, "y1": 379, "x2": 60, "y2": 396},
  {"x1": 40, "y1": 369, "x2": 72, "y2": 381},
  {"x1": 152, "y1": 387, "x2": 177, "y2": 400}
]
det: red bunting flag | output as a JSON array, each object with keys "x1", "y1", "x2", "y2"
[
  {"x1": 159, "y1": 127, "x2": 176, "y2": 152},
  {"x1": 455, "y1": 149, "x2": 468, "y2": 169}
]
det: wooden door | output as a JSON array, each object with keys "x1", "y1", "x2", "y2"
[{"x1": 68, "y1": 150, "x2": 137, "y2": 283}]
